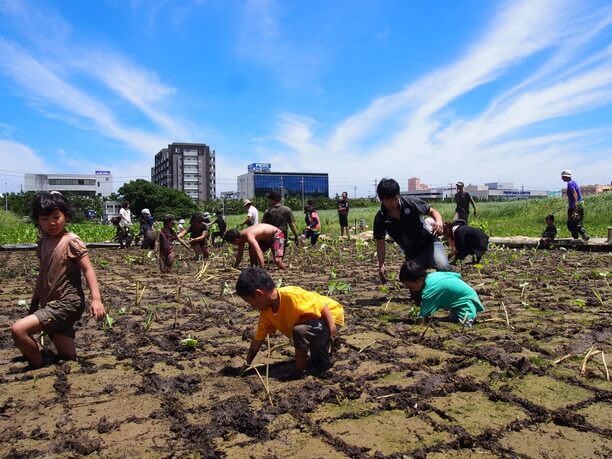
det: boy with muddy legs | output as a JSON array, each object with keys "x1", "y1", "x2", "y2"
[
  {"x1": 224, "y1": 223, "x2": 288, "y2": 270},
  {"x1": 158, "y1": 215, "x2": 180, "y2": 273},
  {"x1": 399, "y1": 261, "x2": 484, "y2": 327},
  {"x1": 10, "y1": 192, "x2": 106, "y2": 370},
  {"x1": 236, "y1": 267, "x2": 345, "y2": 378}
]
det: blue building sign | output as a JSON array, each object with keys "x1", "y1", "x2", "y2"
[{"x1": 248, "y1": 163, "x2": 271, "y2": 172}]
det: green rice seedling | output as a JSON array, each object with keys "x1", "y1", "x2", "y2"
[
  {"x1": 180, "y1": 336, "x2": 198, "y2": 348},
  {"x1": 591, "y1": 288, "x2": 604, "y2": 307},
  {"x1": 327, "y1": 280, "x2": 351, "y2": 296},
  {"x1": 103, "y1": 314, "x2": 114, "y2": 331}
]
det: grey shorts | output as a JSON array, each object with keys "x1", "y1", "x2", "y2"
[
  {"x1": 32, "y1": 300, "x2": 85, "y2": 338},
  {"x1": 293, "y1": 319, "x2": 340, "y2": 371}
]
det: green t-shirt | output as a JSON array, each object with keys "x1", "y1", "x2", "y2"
[{"x1": 419, "y1": 272, "x2": 484, "y2": 321}]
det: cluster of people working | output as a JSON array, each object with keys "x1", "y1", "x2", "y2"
[{"x1": 10, "y1": 169, "x2": 588, "y2": 377}]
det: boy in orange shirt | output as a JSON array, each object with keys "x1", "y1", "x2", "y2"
[{"x1": 236, "y1": 267, "x2": 345, "y2": 378}]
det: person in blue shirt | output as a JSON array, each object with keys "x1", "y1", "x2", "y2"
[
  {"x1": 561, "y1": 170, "x2": 589, "y2": 241},
  {"x1": 399, "y1": 260, "x2": 484, "y2": 327}
]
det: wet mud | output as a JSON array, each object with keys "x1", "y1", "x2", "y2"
[{"x1": 0, "y1": 242, "x2": 610, "y2": 458}]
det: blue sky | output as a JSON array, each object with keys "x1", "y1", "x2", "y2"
[{"x1": 0, "y1": 0, "x2": 611, "y2": 197}]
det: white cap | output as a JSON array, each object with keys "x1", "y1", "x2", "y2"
[
  {"x1": 178, "y1": 219, "x2": 185, "y2": 224},
  {"x1": 141, "y1": 208, "x2": 151, "y2": 215},
  {"x1": 561, "y1": 169, "x2": 572, "y2": 178}
]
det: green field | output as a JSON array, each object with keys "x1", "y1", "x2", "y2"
[{"x1": 1, "y1": 194, "x2": 610, "y2": 244}]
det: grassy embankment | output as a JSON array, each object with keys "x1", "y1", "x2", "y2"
[{"x1": 1, "y1": 194, "x2": 610, "y2": 244}]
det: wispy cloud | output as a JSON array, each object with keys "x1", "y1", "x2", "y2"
[
  {"x1": 268, "y1": 0, "x2": 612, "y2": 191},
  {"x1": 236, "y1": 0, "x2": 322, "y2": 87}
]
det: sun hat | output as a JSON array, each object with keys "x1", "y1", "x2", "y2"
[
  {"x1": 141, "y1": 208, "x2": 151, "y2": 215},
  {"x1": 561, "y1": 169, "x2": 572, "y2": 178},
  {"x1": 456, "y1": 181, "x2": 464, "y2": 187},
  {"x1": 178, "y1": 219, "x2": 185, "y2": 224},
  {"x1": 243, "y1": 199, "x2": 252, "y2": 207},
  {"x1": 202, "y1": 212, "x2": 211, "y2": 219}
]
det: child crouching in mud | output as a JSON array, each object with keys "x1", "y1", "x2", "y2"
[
  {"x1": 236, "y1": 267, "x2": 344, "y2": 378},
  {"x1": 10, "y1": 192, "x2": 106, "y2": 370},
  {"x1": 400, "y1": 261, "x2": 483, "y2": 327}
]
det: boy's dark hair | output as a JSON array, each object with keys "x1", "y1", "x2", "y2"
[
  {"x1": 190, "y1": 213, "x2": 204, "y2": 225},
  {"x1": 546, "y1": 214, "x2": 555, "y2": 222},
  {"x1": 236, "y1": 267, "x2": 275, "y2": 296},
  {"x1": 267, "y1": 191, "x2": 281, "y2": 201},
  {"x1": 122, "y1": 201, "x2": 129, "y2": 208},
  {"x1": 399, "y1": 260, "x2": 427, "y2": 282},
  {"x1": 377, "y1": 178, "x2": 400, "y2": 200},
  {"x1": 110, "y1": 216, "x2": 121, "y2": 225},
  {"x1": 307, "y1": 199, "x2": 315, "y2": 206},
  {"x1": 31, "y1": 191, "x2": 75, "y2": 223},
  {"x1": 223, "y1": 229, "x2": 241, "y2": 242}
]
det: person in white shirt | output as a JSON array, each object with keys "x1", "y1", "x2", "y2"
[
  {"x1": 242, "y1": 200, "x2": 259, "y2": 227},
  {"x1": 119, "y1": 201, "x2": 132, "y2": 229}
]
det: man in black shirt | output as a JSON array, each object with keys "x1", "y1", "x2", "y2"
[
  {"x1": 374, "y1": 178, "x2": 451, "y2": 283},
  {"x1": 454, "y1": 182, "x2": 477, "y2": 223},
  {"x1": 337, "y1": 191, "x2": 350, "y2": 238},
  {"x1": 262, "y1": 191, "x2": 299, "y2": 243}
]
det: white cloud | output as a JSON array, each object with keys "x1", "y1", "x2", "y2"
[{"x1": 269, "y1": 0, "x2": 612, "y2": 192}]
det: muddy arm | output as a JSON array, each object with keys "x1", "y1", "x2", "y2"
[
  {"x1": 246, "y1": 339, "x2": 264, "y2": 365},
  {"x1": 78, "y1": 255, "x2": 106, "y2": 320},
  {"x1": 321, "y1": 304, "x2": 337, "y2": 340}
]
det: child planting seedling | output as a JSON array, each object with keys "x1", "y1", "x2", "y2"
[
  {"x1": 236, "y1": 267, "x2": 345, "y2": 378},
  {"x1": 224, "y1": 223, "x2": 289, "y2": 270},
  {"x1": 10, "y1": 192, "x2": 106, "y2": 370},
  {"x1": 399, "y1": 261, "x2": 484, "y2": 327}
]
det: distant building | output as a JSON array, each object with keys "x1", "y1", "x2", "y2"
[
  {"x1": 102, "y1": 200, "x2": 122, "y2": 222},
  {"x1": 562, "y1": 184, "x2": 612, "y2": 197},
  {"x1": 407, "y1": 177, "x2": 429, "y2": 192},
  {"x1": 24, "y1": 171, "x2": 113, "y2": 197},
  {"x1": 220, "y1": 191, "x2": 241, "y2": 200},
  {"x1": 237, "y1": 164, "x2": 329, "y2": 199},
  {"x1": 465, "y1": 184, "x2": 489, "y2": 200},
  {"x1": 151, "y1": 142, "x2": 216, "y2": 200},
  {"x1": 486, "y1": 182, "x2": 547, "y2": 199}
]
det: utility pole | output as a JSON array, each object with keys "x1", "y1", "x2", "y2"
[
  {"x1": 280, "y1": 175, "x2": 284, "y2": 204},
  {"x1": 373, "y1": 178, "x2": 377, "y2": 198},
  {"x1": 301, "y1": 176, "x2": 305, "y2": 210},
  {"x1": 4, "y1": 182, "x2": 7, "y2": 211},
  {"x1": 354, "y1": 186, "x2": 357, "y2": 199}
]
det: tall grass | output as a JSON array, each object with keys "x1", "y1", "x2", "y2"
[{"x1": 1, "y1": 194, "x2": 610, "y2": 243}]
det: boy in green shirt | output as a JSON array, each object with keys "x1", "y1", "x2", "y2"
[
  {"x1": 399, "y1": 261, "x2": 484, "y2": 327},
  {"x1": 236, "y1": 267, "x2": 344, "y2": 378}
]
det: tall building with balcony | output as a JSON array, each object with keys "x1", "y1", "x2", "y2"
[{"x1": 151, "y1": 143, "x2": 216, "y2": 200}]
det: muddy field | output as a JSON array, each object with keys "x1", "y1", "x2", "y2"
[{"x1": 0, "y1": 240, "x2": 610, "y2": 458}]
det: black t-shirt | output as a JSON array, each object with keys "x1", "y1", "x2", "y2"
[
  {"x1": 373, "y1": 196, "x2": 436, "y2": 258},
  {"x1": 337, "y1": 198, "x2": 349, "y2": 214},
  {"x1": 455, "y1": 191, "x2": 472, "y2": 212}
]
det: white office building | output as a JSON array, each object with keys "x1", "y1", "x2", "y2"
[{"x1": 24, "y1": 171, "x2": 114, "y2": 197}]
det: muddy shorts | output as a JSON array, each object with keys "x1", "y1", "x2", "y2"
[
  {"x1": 293, "y1": 319, "x2": 340, "y2": 372},
  {"x1": 32, "y1": 300, "x2": 85, "y2": 338},
  {"x1": 338, "y1": 213, "x2": 348, "y2": 228},
  {"x1": 259, "y1": 230, "x2": 286, "y2": 258}
]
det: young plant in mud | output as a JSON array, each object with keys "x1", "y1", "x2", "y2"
[
  {"x1": 518, "y1": 281, "x2": 530, "y2": 308},
  {"x1": 327, "y1": 279, "x2": 351, "y2": 296}
]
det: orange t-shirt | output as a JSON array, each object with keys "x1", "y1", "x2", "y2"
[{"x1": 254, "y1": 286, "x2": 344, "y2": 340}]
